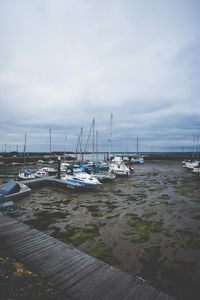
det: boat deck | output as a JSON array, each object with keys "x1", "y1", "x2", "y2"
[{"x1": 20, "y1": 176, "x2": 101, "y2": 190}]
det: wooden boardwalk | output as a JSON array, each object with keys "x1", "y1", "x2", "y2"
[{"x1": 0, "y1": 213, "x2": 175, "y2": 300}]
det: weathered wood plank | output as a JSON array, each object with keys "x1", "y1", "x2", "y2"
[{"x1": 53, "y1": 256, "x2": 104, "y2": 287}]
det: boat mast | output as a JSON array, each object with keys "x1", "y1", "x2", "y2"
[
  {"x1": 108, "y1": 114, "x2": 113, "y2": 161},
  {"x1": 92, "y1": 118, "x2": 95, "y2": 162},
  {"x1": 137, "y1": 136, "x2": 138, "y2": 154},
  {"x1": 76, "y1": 127, "x2": 83, "y2": 161},
  {"x1": 96, "y1": 130, "x2": 98, "y2": 162},
  {"x1": 80, "y1": 127, "x2": 83, "y2": 161},
  {"x1": 49, "y1": 129, "x2": 52, "y2": 166},
  {"x1": 64, "y1": 135, "x2": 67, "y2": 160},
  {"x1": 197, "y1": 135, "x2": 199, "y2": 159},
  {"x1": 24, "y1": 133, "x2": 26, "y2": 166}
]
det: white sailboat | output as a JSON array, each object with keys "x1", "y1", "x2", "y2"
[
  {"x1": 109, "y1": 161, "x2": 130, "y2": 176},
  {"x1": 61, "y1": 168, "x2": 101, "y2": 187},
  {"x1": 18, "y1": 133, "x2": 36, "y2": 180}
]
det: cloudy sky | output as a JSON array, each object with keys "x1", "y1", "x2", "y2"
[{"x1": 0, "y1": 0, "x2": 200, "y2": 153}]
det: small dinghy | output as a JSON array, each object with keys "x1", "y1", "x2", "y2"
[
  {"x1": 18, "y1": 169, "x2": 36, "y2": 180},
  {"x1": 0, "y1": 194, "x2": 19, "y2": 214},
  {"x1": 0, "y1": 180, "x2": 31, "y2": 199}
]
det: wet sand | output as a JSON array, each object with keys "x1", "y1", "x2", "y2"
[{"x1": 2, "y1": 161, "x2": 200, "y2": 299}]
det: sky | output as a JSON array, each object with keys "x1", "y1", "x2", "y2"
[{"x1": 0, "y1": 0, "x2": 200, "y2": 153}]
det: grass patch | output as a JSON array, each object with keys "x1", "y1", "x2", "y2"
[
  {"x1": 88, "y1": 247, "x2": 120, "y2": 265},
  {"x1": 127, "y1": 195, "x2": 137, "y2": 201},
  {"x1": 128, "y1": 184, "x2": 137, "y2": 187},
  {"x1": 137, "y1": 183, "x2": 148, "y2": 188},
  {"x1": 159, "y1": 194, "x2": 170, "y2": 200},
  {"x1": 177, "y1": 230, "x2": 200, "y2": 250},
  {"x1": 24, "y1": 211, "x2": 68, "y2": 231},
  {"x1": 139, "y1": 246, "x2": 161, "y2": 265},
  {"x1": 186, "y1": 234, "x2": 200, "y2": 249},
  {"x1": 142, "y1": 212, "x2": 157, "y2": 218},
  {"x1": 87, "y1": 205, "x2": 103, "y2": 217},
  {"x1": 128, "y1": 214, "x2": 162, "y2": 243},
  {"x1": 107, "y1": 214, "x2": 119, "y2": 219},
  {"x1": 51, "y1": 224, "x2": 100, "y2": 246},
  {"x1": 128, "y1": 218, "x2": 162, "y2": 233},
  {"x1": 51, "y1": 187, "x2": 71, "y2": 193},
  {"x1": 128, "y1": 215, "x2": 162, "y2": 243},
  {"x1": 61, "y1": 196, "x2": 73, "y2": 204},
  {"x1": 105, "y1": 202, "x2": 118, "y2": 211},
  {"x1": 174, "y1": 185, "x2": 193, "y2": 195},
  {"x1": 163, "y1": 201, "x2": 175, "y2": 206}
]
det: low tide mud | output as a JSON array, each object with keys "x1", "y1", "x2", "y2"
[{"x1": 4, "y1": 161, "x2": 200, "y2": 299}]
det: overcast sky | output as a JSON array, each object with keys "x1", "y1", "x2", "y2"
[{"x1": 0, "y1": 0, "x2": 200, "y2": 153}]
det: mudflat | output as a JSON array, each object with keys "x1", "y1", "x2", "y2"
[{"x1": 4, "y1": 161, "x2": 200, "y2": 299}]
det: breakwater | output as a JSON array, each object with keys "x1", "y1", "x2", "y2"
[
  {"x1": 143, "y1": 152, "x2": 195, "y2": 161},
  {"x1": 0, "y1": 151, "x2": 196, "y2": 164}
]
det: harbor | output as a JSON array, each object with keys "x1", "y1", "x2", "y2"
[{"x1": 0, "y1": 159, "x2": 200, "y2": 299}]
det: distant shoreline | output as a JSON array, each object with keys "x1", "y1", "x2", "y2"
[{"x1": 0, "y1": 151, "x2": 197, "y2": 163}]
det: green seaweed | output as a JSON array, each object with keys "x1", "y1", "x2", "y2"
[
  {"x1": 127, "y1": 215, "x2": 162, "y2": 243},
  {"x1": 24, "y1": 211, "x2": 68, "y2": 230},
  {"x1": 127, "y1": 195, "x2": 137, "y2": 201},
  {"x1": 142, "y1": 212, "x2": 157, "y2": 218},
  {"x1": 87, "y1": 205, "x2": 103, "y2": 217},
  {"x1": 137, "y1": 183, "x2": 148, "y2": 188},
  {"x1": 174, "y1": 185, "x2": 193, "y2": 195},
  {"x1": 52, "y1": 224, "x2": 100, "y2": 246},
  {"x1": 105, "y1": 202, "x2": 118, "y2": 211},
  {"x1": 186, "y1": 234, "x2": 200, "y2": 249},
  {"x1": 128, "y1": 218, "x2": 162, "y2": 234},
  {"x1": 88, "y1": 247, "x2": 120, "y2": 265},
  {"x1": 159, "y1": 194, "x2": 170, "y2": 200},
  {"x1": 139, "y1": 246, "x2": 161, "y2": 265},
  {"x1": 61, "y1": 196, "x2": 73, "y2": 203}
]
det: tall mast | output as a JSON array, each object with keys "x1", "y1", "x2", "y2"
[
  {"x1": 96, "y1": 130, "x2": 98, "y2": 162},
  {"x1": 92, "y1": 118, "x2": 95, "y2": 162},
  {"x1": 49, "y1": 129, "x2": 52, "y2": 166},
  {"x1": 108, "y1": 114, "x2": 113, "y2": 161},
  {"x1": 76, "y1": 127, "x2": 83, "y2": 161},
  {"x1": 80, "y1": 127, "x2": 83, "y2": 161},
  {"x1": 64, "y1": 135, "x2": 67, "y2": 160},
  {"x1": 24, "y1": 133, "x2": 26, "y2": 166},
  {"x1": 192, "y1": 134, "x2": 195, "y2": 159},
  {"x1": 137, "y1": 136, "x2": 138, "y2": 154}
]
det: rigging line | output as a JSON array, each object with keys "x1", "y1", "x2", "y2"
[{"x1": 84, "y1": 118, "x2": 95, "y2": 153}]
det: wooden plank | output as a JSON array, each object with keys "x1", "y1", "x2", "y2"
[
  {"x1": 53, "y1": 255, "x2": 103, "y2": 286},
  {"x1": 67, "y1": 265, "x2": 129, "y2": 299},
  {"x1": 60, "y1": 265, "x2": 117, "y2": 299},
  {"x1": 2, "y1": 228, "x2": 45, "y2": 245},
  {"x1": 46, "y1": 255, "x2": 92, "y2": 283},
  {"x1": 28, "y1": 245, "x2": 84, "y2": 272},
  {"x1": 82, "y1": 272, "x2": 137, "y2": 300},
  {"x1": 17, "y1": 242, "x2": 85, "y2": 272}
]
